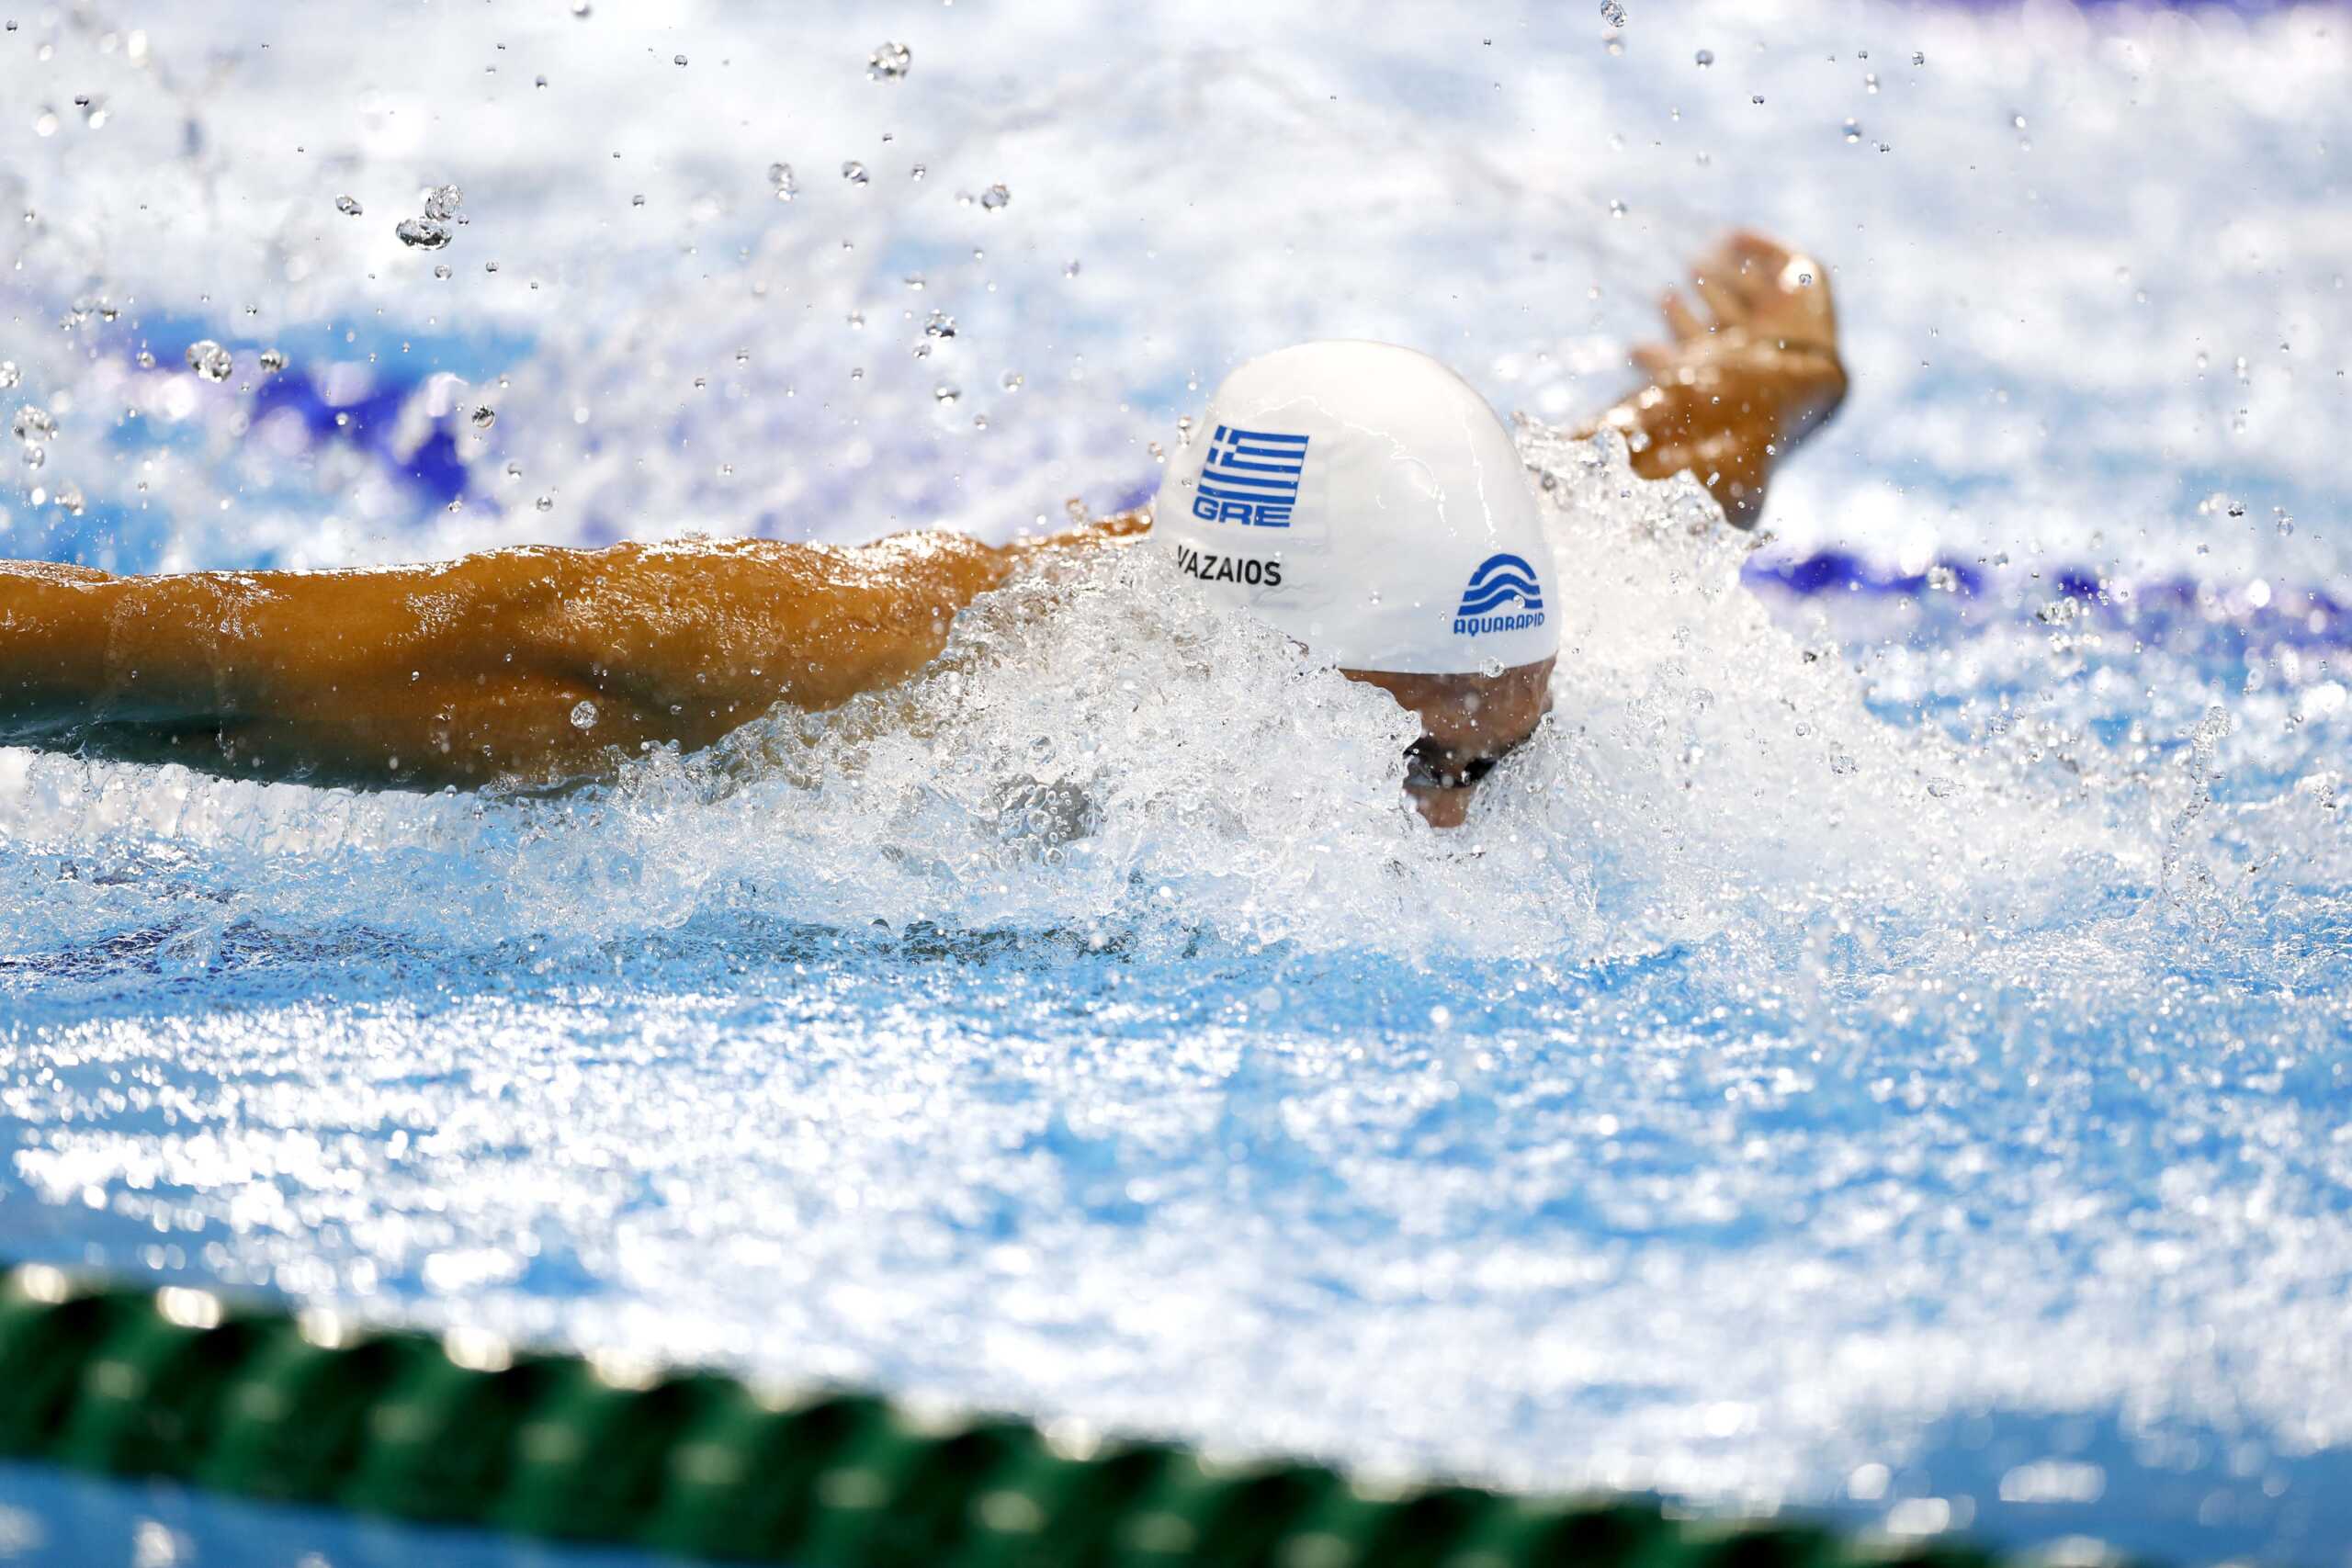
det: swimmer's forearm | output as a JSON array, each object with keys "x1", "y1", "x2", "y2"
[
  {"x1": 0, "y1": 532, "x2": 1028, "y2": 789},
  {"x1": 1583, "y1": 342, "x2": 1845, "y2": 526}
]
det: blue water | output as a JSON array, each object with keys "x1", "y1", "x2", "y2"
[{"x1": 6, "y1": 2, "x2": 2352, "y2": 1565}]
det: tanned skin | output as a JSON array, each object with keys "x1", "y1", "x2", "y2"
[{"x1": 0, "y1": 231, "x2": 1844, "y2": 824}]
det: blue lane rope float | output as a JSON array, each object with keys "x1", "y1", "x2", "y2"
[
  {"x1": 1740, "y1": 551, "x2": 2349, "y2": 648},
  {"x1": 0, "y1": 1262, "x2": 2116, "y2": 1568}
]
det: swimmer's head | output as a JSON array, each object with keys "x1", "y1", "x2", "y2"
[{"x1": 1154, "y1": 341, "x2": 1560, "y2": 827}]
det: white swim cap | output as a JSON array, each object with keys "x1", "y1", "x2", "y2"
[{"x1": 1154, "y1": 341, "x2": 1558, "y2": 675}]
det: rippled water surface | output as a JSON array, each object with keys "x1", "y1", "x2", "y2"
[{"x1": 4, "y1": 3, "x2": 2350, "y2": 1564}]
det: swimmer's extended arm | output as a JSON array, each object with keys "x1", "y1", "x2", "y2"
[
  {"x1": 0, "y1": 515, "x2": 1144, "y2": 793},
  {"x1": 1587, "y1": 230, "x2": 1848, "y2": 526}
]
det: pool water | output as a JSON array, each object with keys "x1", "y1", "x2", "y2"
[{"x1": 4, "y1": 3, "x2": 2350, "y2": 1564}]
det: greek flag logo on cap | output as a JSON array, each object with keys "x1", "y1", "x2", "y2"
[{"x1": 1191, "y1": 425, "x2": 1309, "y2": 527}]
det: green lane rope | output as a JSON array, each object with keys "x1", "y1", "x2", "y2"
[{"x1": 0, "y1": 1262, "x2": 2091, "y2": 1568}]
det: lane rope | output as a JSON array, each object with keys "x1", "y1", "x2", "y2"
[{"x1": 0, "y1": 1260, "x2": 2070, "y2": 1568}]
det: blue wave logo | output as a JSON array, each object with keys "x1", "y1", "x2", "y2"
[{"x1": 1455, "y1": 553, "x2": 1544, "y2": 619}]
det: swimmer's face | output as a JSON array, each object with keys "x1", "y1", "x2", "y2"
[{"x1": 1339, "y1": 658, "x2": 1555, "y2": 829}]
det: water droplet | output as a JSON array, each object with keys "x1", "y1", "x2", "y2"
[
  {"x1": 1694, "y1": 48, "x2": 1714, "y2": 66},
  {"x1": 933, "y1": 384, "x2": 961, "y2": 403},
  {"x1": 257, "y1": 348, "x2": 288, "y2": 374},
  {"x1": 184, "y1": 340, "x2": 232, "y2": 382},
  {"x1": 979, "y1": 183, "x2": 1011, "y2": 211},
  {"x1": 33, "y1": 110, "x2": 58, "y2": 137},
  {"x1": 0, "y1": 363, "x2": 16, "y2": 389},
  {"x1": 135, "y1": 351, "x2": 154, "y2": 369},
  {"x1": 1000, "y1": 369, "x2": 1023, "y2": 391},
  {"x1": 910, "y1": 163, "x2": 927, "y2": 181},
  {"x1": 570, "y1": 700, "x2": 599, "y2": 730},
  {"x1": 841, "y1": 160, "x2": 869, "y2": 186},
  {"x1": 1912, "y1": 50, "x2": 1926, "y2": 66},
  {"x1": 334, "y1": 195, "x2": 363, "y2": 216},
  {"x1": 1829, "y1": 753, "x2": 1858, "y2": 776},
  {"x1": 767, "y1": 162, "x2": 797, "y2": 201},
  {"x1": 422, "y1": 184, "x2": 463, "y2": 220},
  {"x1": 866, "y1": 40, "x2": 911, "y2": 81},
  {"x1": 734, "y1": 347, "x2": 751, "y2": 365},
  {"x1": 54, "y1": 482, "x2": 83, "y2": 514},
  {"x1": 1062, "y1": 259, "x2": 1081, "y2": 278},
  {"x1": 536, "y1": 494, "x2": 555, "y2": 512},
  {"x1": 395, "y1": 216, "x2": 452, "y2": 250},
  {"x1": 469, "y1": 405, "x2": 495, "y2": 431},
  {"x1": 1608, "y1": 197, "x2": 1627, "y2": 217},
  {"x1": 1842, "y1": 119, "x2": 1861, "y2": 143},
  {"x1": 1751, "y1": 94, "x2": 1766, "y2": 106},
  {"x1": 21, "y1": 444, "x2": 44, "y2": 469},
  {"x1": 434, "y1": 264, "x2": 452, "y2": 279},
  {"x1": 923, "y1": 310, "x2": 956, "y2": 339},
  {"x1": 1600, "y1": 0, "x2": 1626, "y2": 25},
  {"x1": 570, "y1": 0, "x2": 590, "y2": 14},
  {"x1": 1864, "y1": 73, "x2": 1879, "y2": 94}
]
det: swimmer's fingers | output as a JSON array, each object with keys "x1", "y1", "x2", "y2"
[
  {"x1": 1688, "y1": 267, "x2": 1753, "y2": 330},
  {"x1": 1658, "y1": 288, "x2": 1707, "y2": 343},
  {"x1": 1630, "y1": 342, "x2": 1678, "y2": 377},
  {"x1": 1691, "y1": 232, "x2": 1784, "y2": 321}
]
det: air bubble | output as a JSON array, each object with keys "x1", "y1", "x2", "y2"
[
  {"x1": 396, "y1": 217, "x2": 453, "y2": 250},
  {"x1": 867, "y1": 40, "x2": 911, "y2": 81},
  {"x1": 536, "y1": 494, "x2": 555, "y2": 512},
  {"x1": 767, "y1": 162, "x2": 797, "y2": 201},
  {"x1": 571, "y1": 700, "x2": 599, "y2": 730},
  {"x1": 842, "y1": 161, "x2": 869, "y2": 186},
  {"x1": 257, "y1": 348, "x2": 288, "y2": 374},
  {"x1": 0, "y1": 362, "x2": 16, "y2": 389},
  {"x1": 1695, "y1": 48, "x2": 1714, "y2": 66},
  {"x1": 1600, "y1": 0, "x2": 1626, "y2": 26},
  {"x1": 184, "y1": 340, "x2": 232, "y2": 382},
  {"x1": 980, "y1": 183, "x2": 1011, "y2": 211},
  {"x1": 423, "y1": 184, "x2": 463, "y2": 220},
  {"x1": 470, "y1": 406, "x2": 496, "y2": 431},
  {"x1": 334, "y1": 195, "x2": 362, "y2": 216}
]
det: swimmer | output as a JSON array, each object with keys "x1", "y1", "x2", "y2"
[{"x1": 0, "y1": 231, "x2": 1844, "y2": 828}]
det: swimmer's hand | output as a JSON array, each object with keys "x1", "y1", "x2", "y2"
[{"x1": 1595, "y1": 229, "x2": 1848, "y2": 527}]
